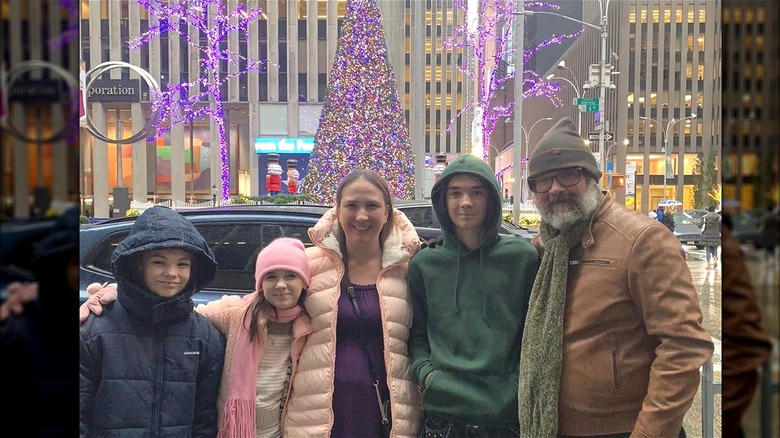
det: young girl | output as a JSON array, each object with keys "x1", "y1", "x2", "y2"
[{"x1": 195, "y1": 237, "x2": 314, "y2": 438}]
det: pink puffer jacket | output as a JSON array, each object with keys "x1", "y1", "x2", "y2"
[{"x1": 283, "y1": 208, "x2": 423, "y2": 437}]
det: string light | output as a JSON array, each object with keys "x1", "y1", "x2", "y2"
[
  {"x1": 301, "y1": 0, "x2": 415, "y2": 204},
  {"x1": 130, "y1": 0, "x2": 266, "y2": 202},
  {"x1": 443, "y1": 0, "x2": 581, "y2": 161}
]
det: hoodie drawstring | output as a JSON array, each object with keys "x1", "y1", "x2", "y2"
[
  {"x1": 453, "y1": 245, "x2": 461, "y2": 314},
  {"x1": 480, "y1": 248, "x2": 489, "y2": 327}
]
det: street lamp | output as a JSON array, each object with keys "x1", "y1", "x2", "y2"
[
  {"x1": 516, "y1": 0, "x2": 613, "y2": 177},
  {"x1": 508, "y1": 117, "x2": 554, "y2": 203},
  {"x1": 605, "y1": 138, "x2": 630, "y2": 169},
  {"x1": 639, "y1": 113, "x2": 698, "y2": 200},
  {"x1": 211, "y1": 184, "x2": 218, "y2": 207},
  {"x1": 546, "y1": 72, "x2": 583, "y2": 134}
]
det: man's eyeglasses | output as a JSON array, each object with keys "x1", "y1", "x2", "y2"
[{"x1": 528, "y1": 167, "x2": 583, "y2": 194}]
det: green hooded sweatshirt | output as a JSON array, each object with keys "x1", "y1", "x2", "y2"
[{"x1": 407, "y1": 154, "x2": 539, "y2": 428}]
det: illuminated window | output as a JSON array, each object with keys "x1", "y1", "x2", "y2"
[
  {"x1": 664, "y1": 9, "x2": 671, "y2": 23},
  {"x1": 687, "y1": 35, "x2": 694, "y2": 51},
  {"x1": 722, "y1": 8, "x2": 730, "y2": 22},
  {"x1": 756, "y1": 35, "x2": 764, "y2": 50},
  {"x1": 687, "y1": 9, "x2": 694, "y2": 23},
  {"x1": 733, "y1": 8, "x2": 742, "y2": 23},
  {"x1": 698, "y1": 36, "x2": 705, "y2": 51},
  {"x1": 757, "y1": 7, "x2": 765, "y2": 23},
  {"x1": 697, "y1": 65, "x2": 704, "y2": 80},
  {"x1": 745, "y1": 8, "x2": 754, "y2": 22},
  {"x1": 629, "y1": 11, "x2": 636, "y2": 24},
  {"x1": 686, "y1": 63, "x2": 693, "y2": 79},
  {"x1": 652, "y1": 9, "x2": 660, "y2": 23},
  {"x1": 640, "y1": 9, "x2": 647, "y2": 23},
  {"x1": 698, "y1": 9, "x2": 706, "y2": 22},
  {"x1": 676, "y1": 9, "x2": 684, "y2": 23}
]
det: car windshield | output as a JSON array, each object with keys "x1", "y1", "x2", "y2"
[{"x1": 673, "y1": 214, "x2": 694, "y2": 225}]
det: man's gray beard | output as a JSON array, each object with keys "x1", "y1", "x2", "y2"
[{"x1": 535, "y1": 180, "x2": 602, "y2": 230}]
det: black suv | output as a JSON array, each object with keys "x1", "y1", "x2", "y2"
[{"x1": 80, "y1": 204, "x2": 443, "y2": 304}]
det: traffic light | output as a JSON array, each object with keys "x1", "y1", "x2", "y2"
[{"x1": 601, "y1": 173, "x2": 625, "y2": 189}]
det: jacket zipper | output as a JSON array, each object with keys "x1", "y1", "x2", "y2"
[
  {"x1": 569, "y1": 259, "x2": 612, "y2": 266},
  {"x1": 151, "y1": 331, "x2": 164, "y2": 437},
  {"x1": 610, "y1": 339, "x2": 620, "y2": 390}
]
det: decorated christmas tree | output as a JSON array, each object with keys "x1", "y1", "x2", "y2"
[{"x1": 302, "y1": 0, "x2": 415, "y2": 204}]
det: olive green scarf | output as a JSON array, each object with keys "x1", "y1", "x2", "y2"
[{"x1": 517, "y1": 216, "x2": 592, "y2": 438}]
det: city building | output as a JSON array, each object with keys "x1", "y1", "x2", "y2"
[
  {"x1": 0, "y1": 0, "x2": 81, "y2": 218},
  {"x1": 721, "y1": 0, "x2": 779, "y2": 212},
  {"x1": 495, "y1": 0, "x2": 722, "y2": 214},
  {"x1": 74, "y1": 0, "x2": 480, "y2": 217}
]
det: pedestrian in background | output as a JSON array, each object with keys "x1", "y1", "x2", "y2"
[
  {"x1": 519, "y1": 118, "x2": 713, "y2": 438},
  {"x1": 283, "y1": 169, "x2": 422, "y2": 437},
  {"x1": 407, "y1": 154, "x2": 538, "y2": 437},
  {"x1": 656, "y1": 205, "x2": 665, "y2": 223},
  {"x1": 661, "y1": 205, "x2": 676, "y2": 232},
  {"x1": 701, "y1": 204, "x2": 722, "y2": 269},
  {"x1": 80, "y1": 206, "x2": 225, "y2": 437},
  {"x1": 0, "y1": 207, "x2": 80, "y2": 436}
]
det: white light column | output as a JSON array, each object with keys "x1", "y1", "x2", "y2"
[{"x1": 511, "y1": 0, "x2": 524, "y2": 224}]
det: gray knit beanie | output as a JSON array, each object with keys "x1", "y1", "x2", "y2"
[{"x1": 527, "y1": 117, "x2": 602, "y2": 180}]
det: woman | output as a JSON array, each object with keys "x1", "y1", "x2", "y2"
[
  {"x1": 283, "y1": 169, "x2": 422, "y2": 437},
  {"x1": 700, "y1": 205, "x2": 722, "y2": 269}
]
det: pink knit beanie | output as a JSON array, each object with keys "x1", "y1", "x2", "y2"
[{"x1": 254, "y1": 237, "x2": 311, "y2": 293}]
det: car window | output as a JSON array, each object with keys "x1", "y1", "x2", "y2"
[
  {"x1": 673, "y1": 214, "x2": 694, "y2": 225},
  {"x1": 399, "y1": 206, "x2": 436, "y2": 228},
  {"x1": 84, "y1": 222, "x2": 313, "y2": 292}
]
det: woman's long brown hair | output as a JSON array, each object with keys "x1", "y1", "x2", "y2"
[{"x1": 334, "y1": 169, "x2": 395, "y2": 291}]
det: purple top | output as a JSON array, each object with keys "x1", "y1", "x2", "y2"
[{"x1": 331, "y1": 283, "x2": 390, "y2": 438}]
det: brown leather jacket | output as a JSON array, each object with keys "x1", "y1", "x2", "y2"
[
  {"x1": 553, "y1": 195, "x2": 714, "y2": 437},
  {"x1": 721, "y1": 225, "x2": 771, "y2": 438}
]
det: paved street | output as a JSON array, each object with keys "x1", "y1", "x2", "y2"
[{"x1": 682, "y1": 246, "x2": 723, "y2": 438}]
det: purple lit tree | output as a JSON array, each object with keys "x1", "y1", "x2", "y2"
[
  {"x1": 129, "y1": 0, "x2": 267, "y2": 202},
  {"x1": 301, "y1": 0, "x2": 415, "y2": 204},
  {"x1": 444, "y1": 0, "x2": 582, "y2": 161}
]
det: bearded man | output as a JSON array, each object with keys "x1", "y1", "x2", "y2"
[{"x1": 516, "y1": 118, "x2": 713, "y2": 438}]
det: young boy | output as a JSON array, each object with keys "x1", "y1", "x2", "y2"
[
  {"x1": 407, "y1": 154, "x2": 539, "y2": 436},
  {"x1": 80, "y1": 206, "x2": 225, "y2": 437}
]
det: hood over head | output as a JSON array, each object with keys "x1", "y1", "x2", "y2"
[
  {"x1": 111, "y1": 206, "x2": 217, "y2": 322},
  {"x1": 431, "y1": 154, "x2": 502, "y2": 247}
]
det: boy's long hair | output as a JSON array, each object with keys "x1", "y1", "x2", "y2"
[{"x1": 247, "y1": 288, "x2": 307, "y2": 342}]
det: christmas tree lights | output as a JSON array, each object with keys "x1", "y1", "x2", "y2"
[{"x1": 301, "y1": 0, "x2": 415, "y2": 204}]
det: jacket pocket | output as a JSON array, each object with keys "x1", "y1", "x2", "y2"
[
  {"x1": 610, "y1": 339, "x2": 620, "y2": 390},
  {"x1": 569, "y1": 259, "x2": 614, "y2": 267}
]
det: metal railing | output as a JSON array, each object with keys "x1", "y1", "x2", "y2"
[
  {"x1": 761, "y1": 359, "x2": 779, "y2": 438},
  {"x1": 700, "y1": 357, "x2": 722, "y2": 438}
]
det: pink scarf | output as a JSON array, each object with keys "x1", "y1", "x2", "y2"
[{"x1": 217, "y1": 292, "x2": 301, "y2": 438}]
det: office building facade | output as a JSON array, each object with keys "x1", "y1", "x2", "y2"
[{"x1": 496, "y1": 0, "x2": 721, "y2": 214}]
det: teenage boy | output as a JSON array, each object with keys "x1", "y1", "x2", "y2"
[{"x1": 407, "y1": 154, "x2": 539, "y2": 437}]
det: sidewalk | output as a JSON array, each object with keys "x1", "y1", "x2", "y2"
[{"x1": 682, "y1": 257, "x2": 722, "y2": 438}]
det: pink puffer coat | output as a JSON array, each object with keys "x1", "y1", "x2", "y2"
[{"x1": 283, "y1": 208, "x2": 423, "y2": 437}]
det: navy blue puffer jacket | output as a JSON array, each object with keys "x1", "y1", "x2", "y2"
[{"x1": 80, "y1": 206, "x2": 225, "y2": 437}]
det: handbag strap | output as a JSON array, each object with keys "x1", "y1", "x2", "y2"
[
  {"x1": 346, "y1": 285, "x2": 390, "y2": 425},
  {"x1": 347, "y1": 286, "x2": 379, "y2": 381}
]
